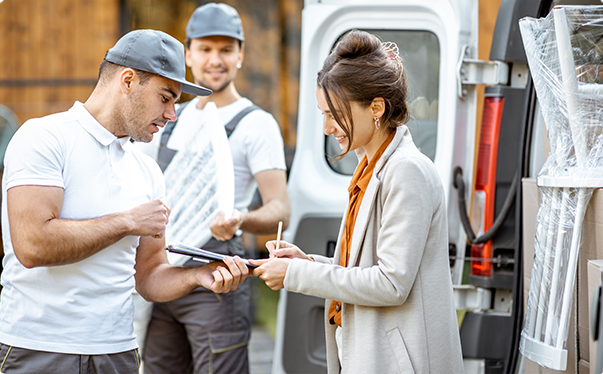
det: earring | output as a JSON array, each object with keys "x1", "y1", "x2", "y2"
[
  {"x1": 374, "y1": 117, "x2": 380, "y2": 130},
  {"x1": 237, "y1": 63, "x2": 242, "y2": 69}
]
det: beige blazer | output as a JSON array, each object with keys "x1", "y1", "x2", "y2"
[{"x1": 284, "y1": 126, "x2": 464, "y2": 373}]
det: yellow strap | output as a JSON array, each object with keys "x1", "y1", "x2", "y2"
[
  {"x1": 134, "y1": 349, "x2": 140, "y2": 369},
  {"x1": 0, "y1": 346, "x2": 12, "y2": 371}
]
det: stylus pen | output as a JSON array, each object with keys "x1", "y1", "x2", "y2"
[{"x1": 272, "y1": 221, "x2": 283, "y2": 258}]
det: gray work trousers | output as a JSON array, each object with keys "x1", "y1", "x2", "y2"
[{"x1": 0, "y1": 344, "x2": 140, "y2": 374}]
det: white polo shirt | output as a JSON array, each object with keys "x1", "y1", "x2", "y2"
[{"x1": 0, "y1": 101, "x2": 165, "y2": 354}]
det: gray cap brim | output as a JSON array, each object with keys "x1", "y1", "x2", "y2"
[
  {"x1": 172, "y1": 77, "x2": 212, "y2": 96},
  {"x1": 105, "y1": 29, "x2": 212, "y2": 97}
]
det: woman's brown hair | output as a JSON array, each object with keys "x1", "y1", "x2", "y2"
[{"x1": 317, "y1": 29, "x2": 409, "y2": 159}]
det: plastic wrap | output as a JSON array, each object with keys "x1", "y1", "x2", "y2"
[
  {"x1": 163, "y1": 102, "x2": 235, "y2": 265},
  {"x1": 518, "y1": 6, "x2": 603, "y2": 370}
]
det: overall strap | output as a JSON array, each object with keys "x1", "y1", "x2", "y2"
[
  {"x1": 157, "y1": 101, "x2": 190, "y2": 172},
  {"x1": 224, "y1": 105, "x2": 260, "y2": 137}
]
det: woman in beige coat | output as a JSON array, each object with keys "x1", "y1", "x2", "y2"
[{"x1": 251, "y1": 30, "x2": 464, "y2": 373}]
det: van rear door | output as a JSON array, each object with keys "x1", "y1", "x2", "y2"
[{"x1": 274, "y1": 1, "x2": 479, "y2": 372}]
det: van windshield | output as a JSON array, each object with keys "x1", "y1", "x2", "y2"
[{"x1": 326, "y1": 29, "x2": 440, "y2": 175}]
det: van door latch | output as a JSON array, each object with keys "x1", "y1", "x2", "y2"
[{"x1": 457, "y1": 44, "x2": 509, "y2": 98}]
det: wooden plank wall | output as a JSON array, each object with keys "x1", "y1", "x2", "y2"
[
  {"x1": 0, "y1": 0, "x2": 120, "y2": 124},
  {"x1": 0, "y1": 0, "x2": 301, "y2": 152}
]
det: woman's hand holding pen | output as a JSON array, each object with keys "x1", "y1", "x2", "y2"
[
  {"x1": 265, "y1": 240, "x2": 313, "y2": 261},
  {"x1": 250, "y1": 239, "x2": 313, "y2": 290}
]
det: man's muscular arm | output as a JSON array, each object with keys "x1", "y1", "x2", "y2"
[
  {"x1": 8, "y1": 185, "x2": 169, "y2": 268},
  {"x1": 241, "y1": 168, "x2": 290, "y2": 234}
]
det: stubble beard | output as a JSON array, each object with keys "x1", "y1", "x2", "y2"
[
  {"x1": 117, "y1": 88, "x2": 153, "y2": 143},
  {"x1": 196, "y1": 75, "x2": 232, "y2": 95}
]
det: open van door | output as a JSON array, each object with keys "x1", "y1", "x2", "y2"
[{"x1": 273, "y1": 0, "x2": 480, "y2": 372}]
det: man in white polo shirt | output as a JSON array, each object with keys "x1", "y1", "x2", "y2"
[{"x1": 0, "y1": 29, "x2": 248, "y2": 374}]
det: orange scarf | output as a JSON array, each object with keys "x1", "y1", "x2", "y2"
[{"x1": 328, "y1": 131, "x2": 395, "y2": 327}]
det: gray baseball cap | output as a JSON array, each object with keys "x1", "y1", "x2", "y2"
[
  {"x1": 105, "y1": 29, "x2": 212, "y2": 96},
  {"x1": 186, "y1": 3, "x2": 244, "y2": 41}
]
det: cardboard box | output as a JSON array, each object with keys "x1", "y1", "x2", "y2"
[
  {"x1": 580, "y1": 188, "x2": 603, "y2": 374},
  {"x1": 588, "y1": 259, "x2": 603, "y2": 372},
  {"x1": 521, "y1": 178, "x2": 603, "y2": 373}
]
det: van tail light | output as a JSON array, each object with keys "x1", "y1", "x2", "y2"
[{"x1": 470, "y1": 95, "x2": 504, "y2": 277}]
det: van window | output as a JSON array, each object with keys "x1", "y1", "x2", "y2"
[{"x1": 326, "y1": 29, "x2": 440, "y2": 175}]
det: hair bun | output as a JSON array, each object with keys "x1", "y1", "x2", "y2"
[
  {"x1": 316, "y1": 29, "x2": 410, "y2": 162},
  {"x1": 334, "y1": 30, "x2": 381, "y2": 60}
]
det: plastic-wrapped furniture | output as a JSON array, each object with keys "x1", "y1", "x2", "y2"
[{"x1": 519, "y1": 6, "x2": 603, "y2": 370}]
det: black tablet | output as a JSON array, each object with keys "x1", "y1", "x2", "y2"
[{"x1": 166, "y1": 243, "x2": 258, "y2": 268}]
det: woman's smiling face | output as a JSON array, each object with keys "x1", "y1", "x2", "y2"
[{"x1": 316, "y1": 86, "x2": 385, "y2": 158}]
